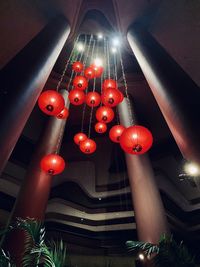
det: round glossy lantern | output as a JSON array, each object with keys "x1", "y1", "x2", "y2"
[
  {"x1": 74, "y1": 133, "x2": 87, "y2": 145},
  {"x1": 102, "y1": 79, "x2": 117, "y2": 91},
  {"x1": 90, "y1": 64, "x2": 103, "y2": 78},
  {"x1": 86, "y1": 92, "x2": 101, "y2": 107},
  {"x1": 68, "y1": 89, "x2": 85, "y2": 105},
  {"x1": 118, "y1": 90, "x2": 124, "y2": 103},
  {"x1": 96, "y1": 106, "x2": 114, "y2": 123},
  {"x1": 73, "y1": 76, "x2": 88, "y2": 90},
  {"x1": 101, "y1": 88, "x2": 121, "y2": 107},
  {"x1": 120, "y1": 125, "x2": 153, "y2": 155},
  {"x1": 109, "y1": 125, "x2": 125, "y2": 143},
  {"x1": 84, "y1": 67, "x2": 95, "y2": 79},
  {"x1": 57, "y1": 107, "x2": 69, "y2": 119},
  {"x1": 72, "y1": 61, "x2": 84, "y2": 73},
  {"x1": 80, "y1": 138, "x2": 96, "y2": 154},
  {"x1": 40, "y1": 154, "x2": 65, "y2": 175},
  {"x1": 95, "y1": 122, "x2": 107, "y2": 134},
  {"x1": 38, "y1": 90, "x2": 65, "y2": 116}
]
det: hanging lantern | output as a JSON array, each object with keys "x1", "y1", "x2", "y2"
[
  {"x1": 40, "y1": 154, "x2": 65, "y2": 175},
  {"x1": 86, "y1": 92, "x2": 101, "y2": 107},
  {"x1": 101, "y1": 88, "x2": 121, "y2": 107},
  {"x1": 72, "y1": 61, "x2": 84, "y2": 73},
  {"x1": 57, "y1": 107, "x2": 69, "y2": 119},
  {"x1": 84, "y1": 67, "x2": 95, "y2": 79},
  {"x1": 102, "y1": 79, "x2": 117, "y2": 91},
  {"x1": 109, "y1": 125, "x2": 125, "y2": 143},
  {"x1": 96, "y1": 106, "x2": 114, "y2": 123},
  {"x1": 38, "y1": 90, "x2": 65, "y2": 116},
  {"x1": 74, "y1": 132, "x2": 87, "y2": 145},
  {"x1": 80, "y1": 138, "x2": 96, "y2": 154},
  {"x1": 73, "y1": 76, "x2": 88, "y2": 90},
  {"x1": 118, "y1": 90, "x2": 124, "y2": 103},
  {"x1": 120, "y1": 125, "x2": 153, "y2": 155},
  {"x1": 95, "y1": 122, "x2": 107, "y2": 134},
  {"x1": 90, "y1": 64, "x2": 103, "y2": 78},
  {"x1": 68, "y1": 89, "x2": 85, "y2": 105}
]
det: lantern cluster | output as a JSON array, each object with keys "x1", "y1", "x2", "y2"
[{"x1": 74, "y1": 133, "x2": 96, "y2": 154}]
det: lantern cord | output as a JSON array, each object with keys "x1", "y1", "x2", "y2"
[
  {"x1": 56, "y1": 35, "x2": 80, "y2": 92},
  {"x1": 88, "y1": 105, "x2": 94, "y2": 139},
  {"x1": 103, "y1": 37, "x2": 107, "y2": 80},
  {"x1": 80, "y1": 35, "x2": 93, "y2": 133},
  {"x1": 113, "y1": 51, "x2": 120, "y2": 124},
  {"x1": 67, "y1": 37, "x2": 85, "y2": 92},
  {"x1": 107, "y1": 39, "x2": 111, "y2": 79},
  {"x1": 90, "y1": 39, "x2": 96, "y2": 65},
  {"x1": 55, "y1": 119, "x2": 66, "y2": 154},
  {"x1": 118, "y1": 47, "x2": 135, "y2": 125}
]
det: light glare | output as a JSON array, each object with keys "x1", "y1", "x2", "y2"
[
  {"x1": 94, "y1": 58, "x2": 103, "y2": 67},
  {"x1": 98, "y1": 33, "x2": 103, "y2": 39},
  {"x1": 139, "y1": 254, "x2": 145, "y2": 261},
  {"x1": 77, "y1": 43, "x2": 84, "y2": 52},
  {"x1": 184, "y1": 162, "x2": 200, "y2": 176}
]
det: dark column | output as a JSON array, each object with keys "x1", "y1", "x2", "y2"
[
  {"x1": 4, "y1": 90, "x2": 69, "y2": 265},
  {"x1": 0, "y1": 14, "x2": 70, "y2": 174},
  {"x1": 118, "y1": 98, "x2": 169, "y2": 244},
  {"x1": 127, "y1": 24, "x2": 200, "y2": 165}
]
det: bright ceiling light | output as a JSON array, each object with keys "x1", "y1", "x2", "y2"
[
  {"x1": 111, "y1": 47, "x2": 117, "y2": 53},
  {"x1": 98, "y1": 33, "x2": 103, "y2": 39},
  {"x1": 112, "y1": 37, "x2": 120, "y2": 47},
  {"x1": 138, "y1": 254, "x2": 145, "y2": 261},
  {"x1": 76, "y1": 43, "x2": 84, "y2": 52},
  {"x1": 184, "y1": 162, "x2": 200, "y2": 176},
  {"x1": 94, "y1": 58, "x2": 103, "y2": 67}
]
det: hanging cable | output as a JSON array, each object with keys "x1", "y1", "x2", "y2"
[
  {"x1": 107, "y1": 39, "x2": 111, "y2": 79},
  {"x1": 118, "y1": 47, "x2": 135, "y2": 125},
  {"x1": 56, "y1": 35, "x2": 80, "y2": 92}
]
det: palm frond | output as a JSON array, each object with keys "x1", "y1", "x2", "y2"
[
  {"x1": 126, "y1": 240, "x2": 159, "y2": 257},
  {"x1": 47, "y1": 239, "x2": 68, "y2": 267}
]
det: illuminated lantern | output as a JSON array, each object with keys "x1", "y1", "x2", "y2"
[
  {"x1": 102, "y1": 79, "x2": 117, "y2": 91},
  {"x1": 68, "y1": 89, "x2": 85, "y2": 105},
  {"x1": 95, "y1": 122, "x2": 107, "y2": 134},
  {"x1": 74, "y1": 133, "x2": 87, "y2": 145},
  {"x1": 40, "y1": 154, "x2": 65, "y2": 175},
  {"x1": 86, "y1": 92, "x2": 101, "y2": 107},
  {"x1": 57, "y1": 107, "x2": 69, "y2": 119},
  {"x1": 80, "y1": 138, "x2": 96, "y2": 154},
  {"x1": 90, "y1": 64, "x2": 103, "y2": 78},
  {"x1": 84, "y1": 67, "x2": 95, "y2": 79},
  {"x1": 109, "y1": 125, "x2": 125, "y2": 143},
  {"x1": 118, "y1": 90, "x2": 124, "y2": 103},
  {"x1": 101, "y1": 88, "x2": 121, "y2": 107},
  {"x1": 120, "y1": 125, "x2": 153, "y2": 155},
  {"x1": 72, "y1": 61, "x2": 84, "y2": 73},
  {"x1": 73, "y1": 76, "x2": 88, "y2": 90},
  {"x1": 38, "y1": 90, "x2": 65, "y2": 116},
  {"x1": 96, "y1": 106, "x2": 114, "y2": 123}
]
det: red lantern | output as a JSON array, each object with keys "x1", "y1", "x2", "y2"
[
  {"x1": 74, "y1": 133, "x2": 87, "y2": 145},
  {"x1": 73, "y1": 76, "x2": 88, "y2": 90},
  {"x1": 80, "y1": 138, "x2": 96, "y2": 154},
  {"x1": 38, "y1": 90, "x2": 65, "y2": 116},
  {"x1": 96, "y1": 106, "x2": 114, "y2": 123},
  {"x1": 101, "y1": 88, "x2": 121, "y2": 107},
  {"x1": 84, "y1": 67, "x2": 95, "y2": 79},
  {"x1": 57, "y1": 107, "x2": 69, "y2": 119},
  {"x1": 72, "y1": 61, "x2": 84, "y2": 73},
  {"x1": 40, "y1": 154, "x2": 65, "y2": 175},
  {"x1": 90, "y1": 64, "x2": 103, "y2": 78},
  {"x1": 86, "y1": 92, "x2": 101, "y2": 107},
  {"x1": 102, "y1": 79, "x2": 117, "y2": 91},
  {"x1": 120, "y1": 125, "x2": 153, "y2": 155},
  {"x1": 68, "y1": 89, "x2": 85, "y2": 105},
  {"x1": 95, "y1": 122, "x2": 107, "y2": 134},
  {"x1": 109, "y1": 125, "x2": 125, "y2": 143},
  {"x1": 118, "y1": 90, "x2": 124, "y2": 103}
]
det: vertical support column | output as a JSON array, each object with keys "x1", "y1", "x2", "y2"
[
  {"x1": 127, "y1": 24, "x2": 200, "y2": 165},
  {"x1": 118, "y1": 98, "x2": 169, "y2": 244},
  {"x1": 0, "y1": 14, "x2": 70, "y2": 174},
  {"x1": 4, "y1": 90, "x2": 69, "y2": 264}
]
